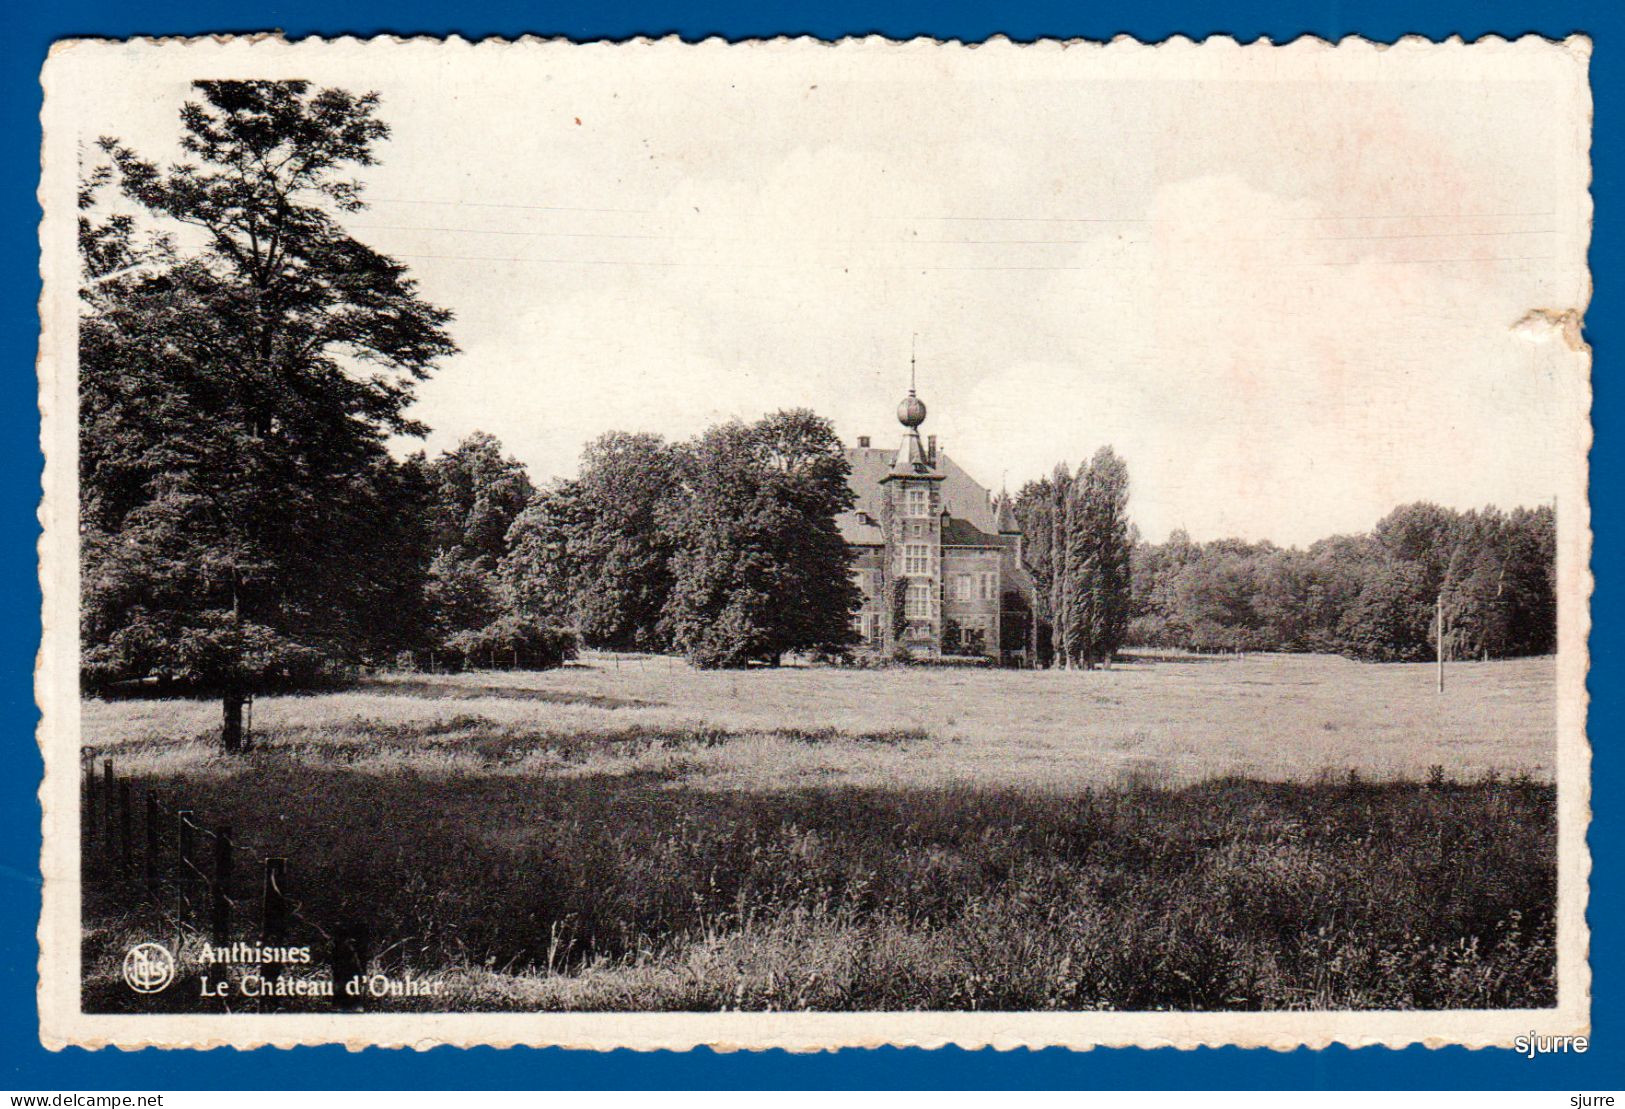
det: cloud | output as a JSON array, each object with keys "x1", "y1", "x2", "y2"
[{"x1": 88, "y1": 55, "x2": 1576, "y2": 548}]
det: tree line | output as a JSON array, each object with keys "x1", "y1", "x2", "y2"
[
  {"x1": 456, "y1": 414, "x2": 861, "y2": 670},
  {"x1": 1009, "y1": 471, "x2": 1555, "y2": 666},
  {"x1": 1122, "y1": 503, "x2": 1553, "y2": 662}
]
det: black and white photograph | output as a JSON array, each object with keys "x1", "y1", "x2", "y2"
[{"x1": 37, "y1": 35, "x2": 1591, "y2": 1050}]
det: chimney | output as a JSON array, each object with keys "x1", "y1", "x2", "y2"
[
  {"x1": 927, "y1": 435, "x2": 937, "y2": 464},
  {"x1": 857, "y1": 435, "x2": 871, "y2": 448}
]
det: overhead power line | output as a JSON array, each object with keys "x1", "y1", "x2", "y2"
[
  {"x1": 355, "y1": 196, "x2": 1562, "y2": 273},
  {"x1": 370, "y1": 197, "x2": 647, "y2": 214},
  {"x1": 369, "y1": 194, "x2": 1555, "y2": 225},
  {"x1": 386, "y1": 250, "x2": 1555, "y2": 272},
  {"x1": 352, "y1": 221, "x2": 1556, "y2": 248}
]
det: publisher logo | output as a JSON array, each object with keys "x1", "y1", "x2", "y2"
[{"x1": 122, "y1": 942, "x2": 175, "y2": 993}]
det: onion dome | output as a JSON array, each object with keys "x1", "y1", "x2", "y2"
[{"x1": 897, "y1": 391, "x2": 927, "y2": 428}]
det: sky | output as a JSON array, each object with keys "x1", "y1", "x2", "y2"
[{"x1": 65, "y1": 39, "x2": 1592, "y2": 547}]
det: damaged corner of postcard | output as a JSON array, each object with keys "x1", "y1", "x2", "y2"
[{"x1": 36, "y1": 31, "x2": 1592, "y2": 1052}]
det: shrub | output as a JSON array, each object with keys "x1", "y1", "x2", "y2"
[{"x1": 443, "y1": 616, "x2": 577, "y2": 670}]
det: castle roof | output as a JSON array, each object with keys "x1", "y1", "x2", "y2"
[
  {"x1": 839, "y1": 445, "x2": 1015, "y2": 547},
  {"x1": 941, "y1": 516, "x2": 1012, "y2": 549},
  {"x1": 836, "y1": 506, "x2": 886, "y2": 546}
]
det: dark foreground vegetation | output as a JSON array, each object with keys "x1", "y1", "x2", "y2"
[{"x1": 85, "y1": 752, "x2": 1555, "y2": 1012}]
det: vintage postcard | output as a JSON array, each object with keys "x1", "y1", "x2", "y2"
[{"x1": 38, "y1": 34, "x2": 1592, "y2": 1051}]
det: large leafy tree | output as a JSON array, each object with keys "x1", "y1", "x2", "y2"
[
  {"x1": 81, "y1": 81, "x2": 456, "y2": 748},
  {"x1": 663, "y1": 410, "x2": 862, "y2": 668},
  {"x1": 500, "y1": 432, "x2": 678, "y2": 649},
  {"x1": 572, "y1": 432, "x2": 678, "y2": 649},
  {"x1": 417, "y1": 431, "x2": 533, "y2": 649},
  {"x1": 1060, "y1": 466, "x2": 1093, "y2": 669},
  {"x1": 1337, "y1": 559, "x2": 1434, "y2": 662},
  {"x1": 1502, "y1": 504, "x2": 1558, "y2": 656},
  {"x1": 425, "y1": 431, "x2": 534, "y2": 570},
  {"x1": 1374, "y1": 501, "x2": 1461, "y2": 597},
  {"x1": 1056, "y1": 447, "x2": 1133, "y2": 669},
  {"x1": 502, "y1": 479, "x2": 591, "y2": 627}
]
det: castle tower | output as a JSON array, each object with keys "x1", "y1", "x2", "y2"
[{"x1": 878, "y1": 376, "x2": 946, "y2": 655}]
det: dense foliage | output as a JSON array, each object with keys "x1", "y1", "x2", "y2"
[
  {"x1": 440, "y1": 616, "x2": 578, "y2": 672},
  {"x1": 503, "y1": 432, "x2": 677, "y2": 651},
  {"x1": 79, "y1": 81, "x2": 457, "y2": 745},
  {"x1": 662, "y1": 410, "x2": 862, "y2": 667},
  {"x1": 1117, "y1": 503, "x2": 1556, "y2": 660},
  {"x1": 501, "y1": 412, "x2": 862, "y2": 667},
  {"x1": 1013, "y1": 450, "x2": 1134, "y2": 668}
]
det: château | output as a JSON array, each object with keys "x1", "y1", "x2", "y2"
[{"x1": 839, "y1": 383, "x2": 1039, "y2": 665}]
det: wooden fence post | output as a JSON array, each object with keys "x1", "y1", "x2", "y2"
[
  {"x1": 211, "y1": 825, "x2": 232, "y2": 946},
  {"x1": 330, "y1": 920, "x2": 370, "y2": 1009},
  {"x1": 177, "y1": 810, "x2": 195, "y2": 929},
  {"x1": 144, "y1": 791, "x2": 158, "y2": 896},
  {"x1": 83, "y1": 761, "x2": 96, "y2": 846},
  {"x1": 102, "y1": 759, "x2": 115, "y2": 843},
  {"x1": 118, "y1": 780, "x2": 132, "y2": 873},
  {"x1": 261, "y1": 858, "x2": 288, "y2": 985}
]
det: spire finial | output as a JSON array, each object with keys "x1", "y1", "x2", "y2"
[{"x1": 896, "y1": 336, "x2": 927, "y2": 430}]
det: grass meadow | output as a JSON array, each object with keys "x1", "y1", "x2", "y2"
[{"x1": 80, "y1": 652, "x2": 1558, "y2": 1012}]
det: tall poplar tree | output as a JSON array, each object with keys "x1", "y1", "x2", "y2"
[
  {"x1": 1080, "y1": 447, "x2": 1133, "y2": 666},
  {"x1": 1063, "y1": 465, "x2": 1097, "y2": 668},
  {"x1": 1048, "y1": 463, "x2": 1073, "y2": 668},
  {"x1": 1013, "y1": 477, "x2": 1056, "y2": 666}
]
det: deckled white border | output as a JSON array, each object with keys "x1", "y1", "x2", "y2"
[{"x1": 37, "y1": 32, "x2": 1595, "y2": 1052}]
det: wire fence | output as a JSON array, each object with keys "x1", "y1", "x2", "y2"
[{"x1": 81, "y1": 754, "x2": 373, "y2": 1008}]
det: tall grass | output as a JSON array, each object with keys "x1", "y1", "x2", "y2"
[
  {"x1": 83, "y1": 732, "x2": 1555, "y2": 1012},
  {"x1": 81, "y1": 657, "x2": 1557, "y2": 1012},
  {"x1": 82, "y1": 652, "x2": 1558, "y2": 788}
]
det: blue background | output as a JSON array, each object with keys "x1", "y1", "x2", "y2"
[{"x1": 2, "y1": 0, "x2": 1615, "y2": 1090}]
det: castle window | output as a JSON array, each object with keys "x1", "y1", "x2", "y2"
[
  {"x1": 906, "y1": 488, "x2": 929, "y2": 517},
  {"x1": 905, "y1": 581, "x2": 932, "y2": 618},
  {"x1": 980, "y1": 572, "x2": 997, "y2": 600},
  {"x1": 904, "y1": 544, "x2": 930, "y2": 575},
  {"x1": 853, "y1": 613, "x2": 878, "y2": 644},
  {"x1": 954, "y1": 574, "x2": 973, "y2": 601}
]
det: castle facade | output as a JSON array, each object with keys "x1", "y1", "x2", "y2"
[{"x1": 839, "y1": 386, "x2": 1038, "y2": 665}]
